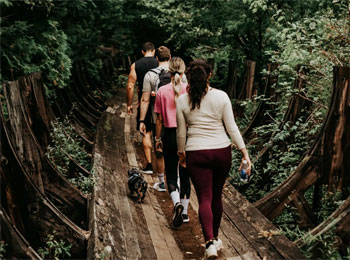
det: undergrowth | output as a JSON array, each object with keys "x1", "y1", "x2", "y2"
[
  {"x1": 38, "y1": 231, "x2": 72, "y2": 260},
  {"x1": 46, "y1": 116, "x2": 94, "y2": 194}
]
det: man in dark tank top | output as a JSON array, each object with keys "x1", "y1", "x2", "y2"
[{"x1": 126, "y1": 42, "x2": 157, "y2": 174}]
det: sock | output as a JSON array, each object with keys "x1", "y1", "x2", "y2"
[
  {"x1": 205, "y1": 240, "x2": 213, "y2": 249},
  {"x1": 170, "y1": 191, "x2": 180, "y2": 206},
  {"x1": 158, "y1": 173, "x2": 165, "y2": 183},
  {"x1": 181, "y1": 198, "x2": 189, "y2": 214}
]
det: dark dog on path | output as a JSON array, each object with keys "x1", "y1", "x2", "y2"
[{"x1": 128, "y1": 168, "x2": 147, "y2": 202}]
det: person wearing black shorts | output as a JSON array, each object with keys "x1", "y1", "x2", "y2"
[{"x1": 126, "y1": 42, "x2": 157, "y2": 174}]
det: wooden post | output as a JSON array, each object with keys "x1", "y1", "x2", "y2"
[
  {"x1": 321, "y1": 66, "x2": 350, "y2": 192},
  {"x1": 238, "y1": 60, "x2": 256, "y2": 100},
  {"x1": 226, "y1": 60, "x2": 238, "y2": 99}
]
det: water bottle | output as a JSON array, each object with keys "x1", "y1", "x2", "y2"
[{"x1": 240, "y1": 160, "x2": 249, "y2": 183}]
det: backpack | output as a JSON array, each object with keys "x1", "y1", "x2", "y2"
[
  {"x1": 150, "y1": 68, "x2": 171, "y2": 92},
  {"x1": 149, "y1": 69, "x2": 171, "y2": 117}
]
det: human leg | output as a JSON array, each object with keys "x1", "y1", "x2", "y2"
[
  {"x1": 179, "y1": 165, "x2": 191, "y2": 222},
  {"x1": 187, "y1": 150, "x2": 214, "y2": 242},
  {"x1": 211, "y1": 146, "x2": 231, "y2": 242},
  {"x1": 163, "y1": 128, "x2": 184, "y2": 227},
  {"x1": 141, "y1": 131, "x2": 153, "y2": 173}
]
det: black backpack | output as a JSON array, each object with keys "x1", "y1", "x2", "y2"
[
  {"x1": 150, "y1": 68, "x2": 171, "y2": 92},
  {"x1": 149, "y1": 69, "x2": 171, "y2": 114}
]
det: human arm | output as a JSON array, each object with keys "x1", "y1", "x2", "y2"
[
  {"x1": 139, "y1": 73, "x2": 152, "y2": 134},
  {"x1": 155, "y1": 113, "x2": 163, "y2": 151},
  {"x1": 222, "y1": 94, "x2": 252, "y2": 175},
  {"x1": 126, "y1": 63, "x2": 136, "y2": 114}
]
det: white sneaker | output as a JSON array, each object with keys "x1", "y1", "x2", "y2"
[
  {"x1": 205, "y1": 244, "x2": 217, "y2": 259},
  {"x1": 213, "y1": 238, "x2": 222, "y2": 251},
  {"x1": 153, "y1": 182, "x2": 166, "y2": 192},
  {"x1": 182, "y1": 214, "x2": 189, "y2": 223}
]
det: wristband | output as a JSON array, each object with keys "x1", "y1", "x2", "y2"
[
  {"x1": 139, "y1": 120, "x2": 144, "y2": 123},
  {"x1": 155, "y1": 137, "x2": 162, "y2": 142}
]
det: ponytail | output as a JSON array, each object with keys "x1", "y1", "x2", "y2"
[
  {"x1": 168, "y1": 57, "x2": 186, "y2": 102},
  {"x1": 173, "y1": 72, "x2": 182, "y2": 99},
  {"x1": 187, "y1": 59, "x2": 212, "y2": 110}
]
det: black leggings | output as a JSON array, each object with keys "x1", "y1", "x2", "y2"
[{"x1": 163, "y1": 128, "x2": 191, "y2": 198}]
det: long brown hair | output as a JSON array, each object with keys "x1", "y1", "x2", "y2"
[{"x1": 186, "y1": 59, "x2": 212, "y2": 110}]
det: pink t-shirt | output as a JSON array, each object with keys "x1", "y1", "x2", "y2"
[{"x1": 154, "y1": 82, "x2": 187, "y2": 128}]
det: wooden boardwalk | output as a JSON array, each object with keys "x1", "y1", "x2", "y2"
[{"x1": 88, "y1": 94, "x2": 305, "y2": 260}]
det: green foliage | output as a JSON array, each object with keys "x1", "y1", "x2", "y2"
[
  {"x1": 46, "y1": 116, "x2": 94, "y2": 194},
  {"x1": 230, "y1": 1, "x2": 349, "y2": 205},
  {"x1": 38, "y1": 231, "x2": 72, "y2": 260},
  {"x1": 69, "y1": 171, "x2": 95, "y2": 195},
  {"x1": 1, "y1": 16, "x2": 72, "y2": 96},
  {"x1": 0, "y1": 86, "x2": 9, "y2": 120},
  {"x1": 1, "y1": 0, "x2": 136, "y2": 96},
  {"x1": 0, "y1": 241, "x2": 7, "y2": 259},
  {"x1": 316, "y1": 187, "x2": 344, "y2": 222}
]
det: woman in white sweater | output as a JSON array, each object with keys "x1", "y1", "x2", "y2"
[{"x1": 176, "y1": 59, "x2": 251, "y2": 259}]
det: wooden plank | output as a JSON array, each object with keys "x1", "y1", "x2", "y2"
[
  {"x1": 124, "y1": 113, "x2": 183, "y2": 259},
  {"x1": 222, "y1": 194, "x2": 283, "y2": 259},
  {"x1": 220, "y1": 215, "x2": 260, "y2": 260},
  {"x1": 116, "y1": 119, "x2": 157, "y2": 260},
  {"x1": 224, "y1": 185, "x2": 305, "y2": 259},
  {"x1": 190, "y1": 182, "x2": 254, "y2": 260},
  {"x1": 144, "y1": 174, "x2": 184, "y2": 260}
]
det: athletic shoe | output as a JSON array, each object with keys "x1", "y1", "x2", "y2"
[
  {"x1": 153, "y1": 182, "x2": 166, "y2": 192},
  {"x1": 141, "y1": 163, "x2": 153, "y2": 174},
  {"x1": 172, "y1": 202, "x2": 184, "y2": 227},
  {"x1": 205, "y1": 243, "x2": 217, "y2": 259},
  {"x1": 182, "y1": 214, "x2": 189, "y2": 223},
  {"x1": 213, "y1": 238, "x2": 222, "y2": 251}
]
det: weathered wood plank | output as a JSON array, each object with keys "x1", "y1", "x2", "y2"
[
  {"x1": 1, "y1": 119, "x2": 89, "y2": 258},
  {"x1": 222, "y1": 194, "x2": 283, "y2": 260},
  {"x1": 224, "y1": 185, "x2": 305, "y2": 259},
  {"x1": 2, "y1": 83, "x2": 88, "y2": 228},
  {"x1": 0, "y1": 208, "x2": 41, "y2": 260},
  {"x1": 124, "y1": 111, "x2": 184, "y2": 259}
]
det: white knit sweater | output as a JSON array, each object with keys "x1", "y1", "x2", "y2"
[{"x1": 176, "y1": 88, "x2": 246, "y2": 152}]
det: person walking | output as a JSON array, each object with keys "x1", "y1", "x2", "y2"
[
  {"x1": 154, "y1": 57, "x2": 191, "y2": 227},
  {"x1": 176, "y1": 59, "x2": 252, "y2": 259},
  {"x1": 126, "y1": 42, "x2": 157, "y2": 174},
  {"x1": 139, "y1": 46, "x2": 171, "y2": 190}
]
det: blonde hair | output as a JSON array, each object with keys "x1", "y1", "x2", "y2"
[{"x1": 168, "y1": 57, "x2": 186, "y2": 101}]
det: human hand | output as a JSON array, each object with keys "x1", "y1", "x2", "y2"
[
  {"x1": 238, "y1": 156, "x2": 252, "y2": 176},
  {"x1": 155, "y1": 140, "x2": 163, "y2": 151},
  {"x1": 139, "y1": 122, "x2": 146, "y2": 135},
  {"x1": 127, "y1": 105, "x2": 133, "y2": 115},
  {"x1": 178, "y1": 151, "x2": 186, "y2": 168}
]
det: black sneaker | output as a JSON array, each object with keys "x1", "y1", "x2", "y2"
[
  {"x1": 182, "y1": 214, "x2": 189, "y2": 223},
  {"x1": 141, "y1": 163, "x2": 153, "y2": 174},
  {"x1": 173, "y1": 202, "x2": 184, "y2": 227}
]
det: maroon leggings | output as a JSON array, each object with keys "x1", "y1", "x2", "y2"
[{"x1": 186, "y1": 146, "x2": 231, "y2": 242}]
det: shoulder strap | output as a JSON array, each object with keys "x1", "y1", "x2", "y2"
[{"x1": 150, "y1": 68, "x2": 160, "y2": 75}]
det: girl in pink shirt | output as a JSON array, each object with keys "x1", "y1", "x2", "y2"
[{"x1": 154, "y1": 57, "x2": 191, "y2": 227}]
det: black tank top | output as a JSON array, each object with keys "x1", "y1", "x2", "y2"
[{"x1": 135, "y1": 56, "x2": 157, "y2": 100}]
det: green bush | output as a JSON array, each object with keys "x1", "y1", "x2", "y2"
[
  {"x1": 46, "y1": 116, "x2": 94, "y2": 194},
  {"x1": 38, "y1": 231, "x2": 72, "y2": 260}
]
